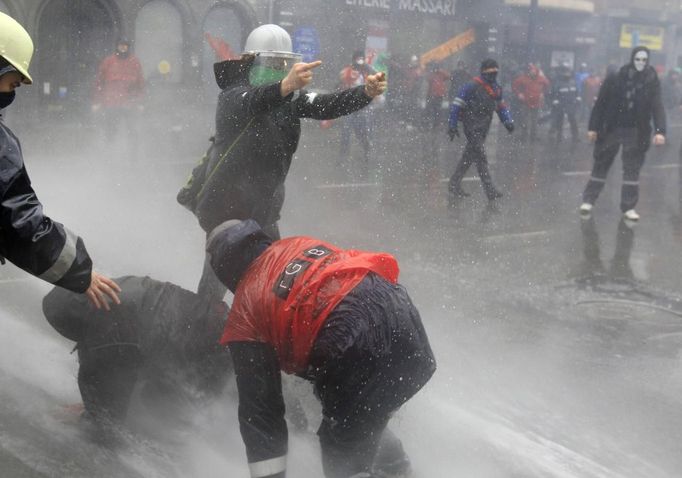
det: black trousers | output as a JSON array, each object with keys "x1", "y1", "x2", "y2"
[
  {"x1": 582, "y1": 128, "x2": 647, "y2": 212},
  {"x1": 308, "y1": 274, "x2": 436, "y2": 478},
  {"x1": 339, "y1": 112, "x2": 371, "y2": 161},
  {"x1": 449, "y1": 128, "x2": 497, "y2": 199}
]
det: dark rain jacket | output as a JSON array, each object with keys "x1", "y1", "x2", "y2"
[
  {"x1": 206, "y1": 225, "x2": 435, "y2": 478},
  {"x1": 194, "y1": 61, "x2": 374, "y2": 233},
  {"x1": 0, "y1": 117, "x2": 92, "y2": 292},
  {"x1": 43, "y1": 275, "x2": 230, "y2": 392},
  {"x1": 549, "y1": 75, "x2": 580, "y2": 113},
  {"x1": 589, "y1": 64, "x2": 666, "y2": 150},
  {"x1": 449, "y1": 77, "x2": 513, "y2": 137}
]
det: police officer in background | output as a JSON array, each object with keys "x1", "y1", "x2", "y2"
[
  {"x1": 206, "y1": 219, "x2": 436, "y2": 478},
  {"x1": 0, "y1": 12, "x2": 120, "y2": 309}
]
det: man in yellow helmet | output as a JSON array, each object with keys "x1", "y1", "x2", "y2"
[{"x1": 0, "y1": 12, "x2": 120, "y2": 309}]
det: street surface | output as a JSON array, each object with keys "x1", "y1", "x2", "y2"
[{"x1": 1, "y1": 111, "x2": 681, "y2": 477}]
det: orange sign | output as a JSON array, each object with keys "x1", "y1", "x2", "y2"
[{"x1": 420, "y1": 28, "x2": 476, "y2": 67}]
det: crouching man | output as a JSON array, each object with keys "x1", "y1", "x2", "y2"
[
  {"x1": 207, "y1": 220, "x2": 436, "y2": 478},
  {"x1": 42, "y1": 276, "x2": 231, "y2": 443}
]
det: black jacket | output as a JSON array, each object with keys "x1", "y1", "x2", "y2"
[
  {"x1": 194, "y1": 76, "x2": 373, "y2": 233},
  {"x1": 0, "y1": 118, "x2": 92, "y2": 292},
  {"x1": 549, "y1": 75, "x2": 580, "y2": 112},
  {"x1": 43, "y1": 275, "x2": 230, "y2": 392},
  {"x1": 589, "y1": 65, "x2": 666, "y2": 148}
]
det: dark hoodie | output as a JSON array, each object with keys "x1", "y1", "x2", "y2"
[
  {"x1": 589, "y1": 46, "x2": 666, "y2": 148},
  {"x1": 194, "y1": 56, "x2": 374, "y2": 234}
]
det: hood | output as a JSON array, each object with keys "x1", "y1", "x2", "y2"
[{"x1": 214, "y1": 54, "x2": 255, "y2": 90}]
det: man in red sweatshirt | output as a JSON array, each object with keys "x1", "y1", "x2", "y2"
[{"x1": 207, "y1": 219, "x2": 436, "y2": 478}]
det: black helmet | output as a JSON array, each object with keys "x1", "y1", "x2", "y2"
[{"x1": 206, "y1": 219, "x2": 272, "y2": 292}]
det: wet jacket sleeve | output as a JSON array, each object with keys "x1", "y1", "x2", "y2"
[
  {"x1": 448, "y1": 83, "x2": 473, "y2": 128},
  {"x1": 230, "y1": 341, "x2": 288, "y2": 478},
  {"x1": 293, "y1": 86, "x2": 373, "y2": 120},
  {"x1": 651, "y1": 76, "x2": 666, "y2": 136},
  {"x1": 496, "y1": 88, "x2": 513, "y2": 126},
  {"x1": 588, "y1": 74, "x2": 614, "y2": 133},
  {"x1": 0, "y1": 140, "x2": 92, "y2": 293},
  {"x1": 229, "y1": 82, "x2": 291, "y2": 118}
]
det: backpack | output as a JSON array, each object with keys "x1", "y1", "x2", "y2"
[
  {"x1": 176, "y1": 137, "x2": 214, "y2": 213},
  {"x1": 177, "y1": 118, "x2": 255, "y2": 214}
]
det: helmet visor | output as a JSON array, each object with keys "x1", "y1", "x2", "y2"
[{"x1": 249, "y1": 51, "x2": 302, "y2": 86}]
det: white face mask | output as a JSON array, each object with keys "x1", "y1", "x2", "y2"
[{"x1": 633, "y1": 52, "x2": 648, "y2": 72}]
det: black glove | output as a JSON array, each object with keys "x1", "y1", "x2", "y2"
[
  {"x1": 505, "y1": 122, "x2": 515, "y2": 134},
  {"x1": 448, "y1": 127, "x2": 459, "y2": 141}
]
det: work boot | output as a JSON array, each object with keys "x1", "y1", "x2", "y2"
[{"x1": 579, "y1": 202, "x2": 593, "y2": 217}]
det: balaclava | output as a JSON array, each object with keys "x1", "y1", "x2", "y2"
[
  {"x1": 480, "y1": 59, "x2": 499, "y2": 84},
  {"x1": 116, "y1": 40, "x2": 131, "y2": 59},
  {"x1": 0, "y1": 61, "x2": 17, "y2": 109}
]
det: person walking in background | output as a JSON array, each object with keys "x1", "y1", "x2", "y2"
[
  {"x1": 92, "y1": 38, "x2": 145, "y2": 155},
  {"x1": 338, "y1": 50, "x2": 376, "y2": 167},
  {"x1": 447, "y1": 59, "x2": 514, "y2": 202},
  {"x1": 580, "y1": 46, "x2": 666, "y2": 222},
  {"x1": 582, "y1": 68, "x2": 603, "y2": 115},
  {"x1": 424, "y1": 61, "x2": 450, "y2": 130},
  {"x1": 0, "y1": 12, "x2": 120, "y2": 310},
  {"x1": 512, "y1": 63, "x2": 549, "y2": 142},
  {"x1": 548, "y1": 65, "x2": 581, "y2": 144}
]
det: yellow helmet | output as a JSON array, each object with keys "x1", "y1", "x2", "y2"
[{"x1": 0, "y1": 12, "x2": 34, "y2": 84}]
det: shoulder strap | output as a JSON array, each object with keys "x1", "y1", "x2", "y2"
[
  {"x1": 474, "y1": 77, "x2": 500, "y2": 100},
  {"x1": 197, "y1": 117, "x2": 255, "y2": 200}
]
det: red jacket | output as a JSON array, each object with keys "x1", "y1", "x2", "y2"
[
  {"x1": 93, "y1": 54, "x2": 145, "y2": 108},
  {"x1": 427, "y1": 69, "x2": 450, "y2": 98},
  {"x1": 220, "y1": 237, "x2": 399, "y2": 374},
  {"x1": 512, "y1": 72, "x2": 549, "y2": 109}
]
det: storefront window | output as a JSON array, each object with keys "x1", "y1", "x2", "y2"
[{"x1": 135, "y1": 0, "x2": 184, "y2": 83}]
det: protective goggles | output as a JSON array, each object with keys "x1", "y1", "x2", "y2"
[{"x1": 249, "y1": 51, "x2": 302, "y2": 86}]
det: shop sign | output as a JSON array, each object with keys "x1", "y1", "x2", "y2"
[
  {"x1": 420, "y1": 28, "x2": 475, "y2": 67},
  {"x1": 619, "y1": 24, "x2": 664, "y2": 51},
  {"x1": 343, "y1": 0, "x2": 456, "y2": 17},
  {"x1": 292, "y1": 27, "x2": 321, "y2": 63}
]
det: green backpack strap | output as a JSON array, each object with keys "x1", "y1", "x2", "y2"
[{"x1": 197, "y1": 117, "x2": 255, "y2": 201}]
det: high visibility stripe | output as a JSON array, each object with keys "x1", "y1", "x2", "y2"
[
  {"x1": 589, "y1": 176, "x2": 606, "y2": 183},
  {"x1": 622, "y1": 180, "x2": 639, "y2": 185},
  {"x1": 249, "y1": 455, "x2": 287, "y2": 478},
  {"x1": 453, "y1": 97, "x2": 466, "y2": 107},
  {"x1": 39, "y1": 227, "x2": 78, "y2": 283}
]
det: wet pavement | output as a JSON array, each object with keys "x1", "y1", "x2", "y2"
[{"x1": 1, "y1": 112, "x2": 682, "y2": 477}]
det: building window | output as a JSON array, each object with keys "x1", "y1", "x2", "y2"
[{"x1": 135, "y1": 0, "x2": 184, "y2": 83}]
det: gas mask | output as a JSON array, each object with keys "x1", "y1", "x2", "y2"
[
  {"x1": 632, "y1": 50, "x2": 649, "y2": 72},
  {"x1": 0, "y1": 90, "x2": 15, "y2": 109},
  {"x1": 249, "y1": 51, "x2": 302, "y2": 86},
  {"x1": 481, "y1": 71, "x2": 498, "y2": 84}
]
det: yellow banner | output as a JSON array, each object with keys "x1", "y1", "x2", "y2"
[
  {"x1": 420, "y1": 28, "x2": 476, "y2": 67},
  {"x1": 619, "y1": 24, "x2": 664, "y2": 51}
]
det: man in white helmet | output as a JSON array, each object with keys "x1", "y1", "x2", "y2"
[
  {"x1": 0, "y1": 12, "x2": 120, "y2": 309},
  {"x1": 192, "y1": 24, "x2": 387, "y2": 300}
]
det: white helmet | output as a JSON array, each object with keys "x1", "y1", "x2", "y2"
[{"x1": 244, "y1": 24, "x2": 292, "y2": 54}]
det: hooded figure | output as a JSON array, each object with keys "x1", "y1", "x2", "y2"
[
  {"x1": 447, "y1": 58, "x2": 514, "y2": 201},
  {"x1": 193, "y1": 24, "x2": 386, "y2": 301},
  {"x1": 580, "y1": 46, "x2": 666, "y2": 221},
  {"x1": 205, "y1": 219, "x2": 436, "y2": 478}
]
